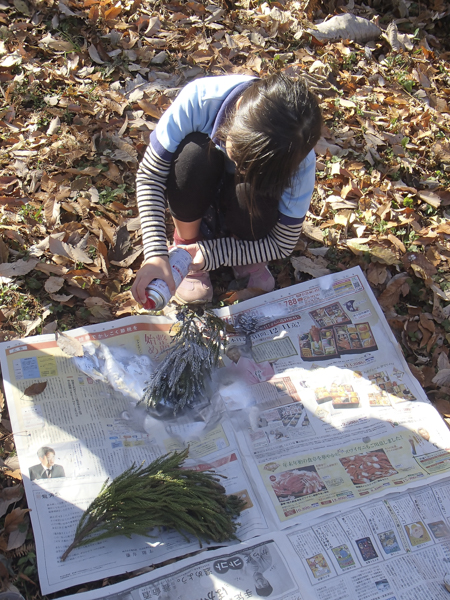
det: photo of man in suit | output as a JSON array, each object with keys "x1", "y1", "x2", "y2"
[
  {"x1": 243, "y1": 545, "x2": 274, "y2": 597},
  {"x1": 29, "y1": 446, "x2": 65, "y2": 481}
]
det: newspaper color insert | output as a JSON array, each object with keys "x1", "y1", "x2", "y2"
[{"x1": 1, "y1": 267, "x2": 450, "y2": 598}]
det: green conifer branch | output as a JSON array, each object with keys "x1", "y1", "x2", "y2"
[{"x1": 61, "y1": 448, "x2": 245, "y2": 561}]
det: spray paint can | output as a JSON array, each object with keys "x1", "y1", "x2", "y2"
[{"x1": 144, "y1": 247, "x2": 192, "y2": 310}]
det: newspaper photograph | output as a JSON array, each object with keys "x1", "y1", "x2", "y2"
[{"x1": 1, "y1": 266, "x2": 450, "y2": 596}]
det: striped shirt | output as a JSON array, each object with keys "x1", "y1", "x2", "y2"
[{"x1": 136, "y1": 75, "x2": 316, "y2": 270}]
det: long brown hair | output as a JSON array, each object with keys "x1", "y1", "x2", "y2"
[{"x1": 217, "y1": 73, "x2": 322, "y2": 218}]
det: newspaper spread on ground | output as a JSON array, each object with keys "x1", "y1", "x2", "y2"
[
  {"x1": 1, "y1": 266, "x2": 450, "y2": 598},
  {"x1": 62, "y1": 479, "x2": 450, "y2": 600},
  {"x1": 214, "y1": 269, "x2": 450, "y2": 529},
  {"x1": 0, "y1": 317, "x2": 270, "y2": 594}
]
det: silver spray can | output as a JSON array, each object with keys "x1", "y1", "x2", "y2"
[{"x1": 143, "y1": 247, "x2": 192, "y2": 310}]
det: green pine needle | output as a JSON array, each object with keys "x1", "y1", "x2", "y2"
[{"x1": 61, "y1": 448, "x2": 245, "y2": 561}]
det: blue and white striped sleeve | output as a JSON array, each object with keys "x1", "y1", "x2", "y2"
[
  {"x1": 136, "y1": 142, "x2": 171, "y2": 259},
  {"x1": 198, "y1": 215, "x2": 306, "y2": 271}
]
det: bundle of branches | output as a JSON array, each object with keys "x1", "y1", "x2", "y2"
[
  {"x1": 141, "y1": 307, "x2": 227, "y2": 414},
  {"x1": 62, "y1": 448, "x2": 245, "y2": 560}
]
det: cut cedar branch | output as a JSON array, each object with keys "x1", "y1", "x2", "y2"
[
  {"x1": 62, "y1": 448, "x2": 246, "y2": 561},
  {"x1": 141, "y1": 307, "x2": 227, "y2": 414}
]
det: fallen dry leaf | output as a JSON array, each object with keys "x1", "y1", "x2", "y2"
[
  {"x1": 55, "y1": 332, "x2": 84, "y2": 357},
  {"x1": 301, "y1": 221, "x2": 324, "y2": 243},
  {"x1": 138, "y1": 100, "x2": 162, "y2": 118},
  {"x1": 438, "y1": 353, "x2": 450, "y2": 371},
  {"x1": 408, "y1": 363, "x2": 425, "y2": 386},
  {"x1": 433, "y1": 369, "x2": 450, "y2": 387},
  {"x1": 49, "y1": 293, "x2": 74, "y2": 303},
  {"x1": 419, "y1": 190, "x2": 441, "y2": 208},
  {"x1": 435, "y1": 398, "x2": 450, "y2": 418},
  {"x1": 7, "y1": 513, "x2": 30, "y2": 551},
  {"x1": 44, "y1": 276, "x2": 65, "y2": 294},
  {"x1": 387, "y1": 234, "x2": 406, "y2": 254},
  {"x1": 17, "y1": 573, "x2": 37, "y2": 587},
  {"x1": 346, "y1": 238, "x2": 371, "y2": 255},
  {"x1": 0, "y1": 259, "x2": 39, "y2": 277},
  {"x1": 276, "y1": 264, "x2": 292, "y2": 289},
  {"x1": 378, "y1": 273, "x2": 410, "y2": 311},
  {"x1": 308, "y1": 13, "x2": 381, "y2": 43},
  {"x1": 88, "y1": 44, "x2": 105, "y2": 64},
  {"x1": 426, "y1": 247, "x2": 441, "y2": 267},
  {"x1": 84, "y1": 297, "x2": 111, "y2": 308},
  {"x1": 4, "y1": 470, "x2": 22, "y2": 481},
  {"x1": 42, "y1": 321, "x2": 58, "y2": 334},
  {"x1": 104, "y1": 5, "x2": 121, "y2": 19},
  {"x1": 4, "y1": 456, "x2": 20, "y2": 471},
  {"x1": 0, "y1": 535, "x2": 7, "y2": 555},
  {"x1": 368, "y1": 246, "x2": 400, "y2": 266},
  {"x1": 4, "y1": 508, "x2": 31, "y2": 535},
  {"x1": 403, "y1": 252, "x2": 437, "y2": 278},
  {"x1": 0, "y1": 237, "x2": 9, "y2": 263},
  {"x1": 47, "y1": 116, "x2": 60, "y2": 136},
  {"x1": 35, "y1": 262, "x2": 68, "y2": 276},
  {"x1": 23, "y1": 381, "x2": 47, "y2": 397},
  {"x1": 22, "y1": 318, "x2": 42, "y2": 337},
  {"x1": 88, "y1": 305, "x2": 112, "y2": 322},
  {"x1": 40, "y1": 33, "x2": 74, "y2": 52},
  {"x1": 291, "y1": 255, "x2": 331, "y2": 279},
  {"x1": 0, "y1": 484, "x2": 24, "y2": 518},
  {"x1": 110, "y1": 247, "x2": 143, "y2": 268},
  {"x1": 366, "y1": 264, "x2": 387, "y2": 286},
  {"x1": 1, "y1": 419, "x2": 12, "y2": 432},
  {"x1": 49, "y1": 236, "x2": 93, "y2": 265}
]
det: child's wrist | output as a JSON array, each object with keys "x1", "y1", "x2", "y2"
[{"x1": 142, "y1": 256, "x2": 169, "y2": 269}]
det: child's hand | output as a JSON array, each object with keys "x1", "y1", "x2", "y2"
[
  {"x1": 131, "y1": 256, "x2": 176, "y2": 306},
  {"x1": 183, "y1": 243, "x2": 205, "y2": 272}
]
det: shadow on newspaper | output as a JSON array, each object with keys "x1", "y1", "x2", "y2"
[{"x1": 2, "y1": 267, "x2": 450, "y2": 598}]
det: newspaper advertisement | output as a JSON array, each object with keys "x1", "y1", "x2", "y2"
[
  {"x1": 214, "y1": 267, "x2": 450, "y2": 528},
  {"x1": 62, "y1": 479, "x2": 450, "y2": 600},
  {"x1": 285, "y1": 478, "x2": 450, "y2": 600},
  {"x1": 1, "y1": 266, "x2": 450, "y2": 596},
  {"x1": 62, "y1": 534, "x2": 303, "y2": 600}
]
